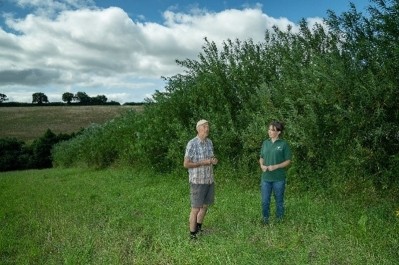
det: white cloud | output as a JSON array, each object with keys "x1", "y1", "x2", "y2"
[
  {"x1": 13, "y1": 0, "x2": 96, "y2": 17},
  {"x1": 0, "y1": 3, "x2": 323, "y2": 103}
]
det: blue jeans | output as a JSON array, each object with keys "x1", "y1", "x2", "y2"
[{"x1": 261, "y1": 179, "x2": 286, "y2": 223}]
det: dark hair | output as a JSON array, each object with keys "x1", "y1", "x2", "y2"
[{"x1": 269, "y1": 121, "x2": 284, "y2": 132}]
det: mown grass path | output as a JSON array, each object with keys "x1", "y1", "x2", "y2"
[{"x1": 1, "y1": 168, "x2": 398, "y2": 264}]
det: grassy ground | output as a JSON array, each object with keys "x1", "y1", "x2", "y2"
[
  {"x1": 0, "y1": 106, "x2": 142, "y2": 143},
  {"x1": 0, "y1": 168, "x2": 398, "y2": 264}
]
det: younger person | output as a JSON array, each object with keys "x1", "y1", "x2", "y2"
[{"x1": 259, "y1": 121, "x2": 292, "y2": 224}]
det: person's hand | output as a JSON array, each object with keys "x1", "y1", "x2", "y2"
[
  {"x1": 268, "y1": 165, "x2": 277, "y2": 171},
  {"x1": 261, "y1": 165, "x2": 268, "y2": 172},
  {"x1": 210, "y1": 157, "x2": 218, "y2": 165}
]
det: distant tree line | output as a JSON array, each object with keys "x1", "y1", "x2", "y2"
[
  {"x1": 0, "y1": 92, "x2": 145, "y2": 106},
  {"x1": 61, "y1": 92, "x2": 109, "y2": 105}
]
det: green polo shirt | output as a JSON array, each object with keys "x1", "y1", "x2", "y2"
[{"x1": 260, "y1": 139, "x2": 292, "y2": 181}]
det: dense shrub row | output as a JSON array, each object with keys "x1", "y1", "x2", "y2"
[
  {"x1": 0, "y1": 130, "x2": 75, "y2": 171},
  {"x1": 52, "y1": 0, "x2": 399, "y2": 196}
]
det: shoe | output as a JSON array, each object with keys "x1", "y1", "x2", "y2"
[{"x1": 190, "y1": 233, "x2": 197, "y2": 240}]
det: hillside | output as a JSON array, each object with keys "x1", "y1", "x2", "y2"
[{"x1": 0, "y1": 105, "x2": 142, "y2": 142}]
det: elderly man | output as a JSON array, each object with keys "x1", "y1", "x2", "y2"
[{"x1": 184, "y1": 119, "x2": 218, "y2": 240}]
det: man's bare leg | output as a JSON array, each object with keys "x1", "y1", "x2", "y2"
[
  {"x1": 197, "y1": 205, "x2": 208, "y2": 224},
  {"x1": 189, "y1": 207, "x2": 200, "y2": 234}
]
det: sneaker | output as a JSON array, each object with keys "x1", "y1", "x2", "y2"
[{"x1": 190, "y1": 234, "x2": 197, "y2": 240}]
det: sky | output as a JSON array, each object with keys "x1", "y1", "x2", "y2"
[{"x1": 0, "y1": 0, "x2": 371, "y2": 104}]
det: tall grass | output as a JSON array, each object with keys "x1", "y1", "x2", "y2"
[{"x1": 1, "y1": 168, "x2": 398, "y2": 264}]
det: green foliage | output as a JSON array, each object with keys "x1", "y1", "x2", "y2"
[
  {"x1": 0, "y1": 138, "x2": 31, "y2": 171},
  {"x1": 62, "y1": 92, "x2": 74, "y2": 104},
  {"x1": 0, "y1": 93, "x2": 8, "y2": 103},
  {"x1": 73, "y1": 91, "x2": 109, "y2": 105},
  {"x1": 52, "y1": 0, "x2": 399, "y2": 195},
  {"x1": 53, "y1": 110, "x2": 141, "y2": 169},
  {"x1": 30, "y1": 129, "x2": 60, "y2": 169},
  {"x1": 0, "y1": 130, "x2": 75, "y2": 171},
  {"x1": 32, "y1": 92, "x2": 49, "y2": 104},
  {"x1": 75, "y1": 91, "x2": 91, "y2": 104}
]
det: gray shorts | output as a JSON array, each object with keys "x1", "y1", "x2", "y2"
[{"x1": 190, "y1": 183, "x2": 215, "y2": 208}]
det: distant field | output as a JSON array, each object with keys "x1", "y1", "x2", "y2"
[{"x1": 0, "y1": 105, "x2": 142, "y2": 142}]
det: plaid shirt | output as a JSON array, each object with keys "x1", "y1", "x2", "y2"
[{"x1": 184, "y1": 136, "x2": 214, "y2": 184}]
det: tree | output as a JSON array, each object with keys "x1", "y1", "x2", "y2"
[
  {"x1": 0, "y1": 138, "x2": 29, "y2": 171},
  {"x1": 0, "y1": 93, "x2": 8, "y2": 103},
  {"x1": 75, "y1": 92, "x2": 91, "y2": 104},
  {"x1": 32, "y1": 92, "x2": 49, "y2": 104},
  {"x1": 91, "y1": 95, "x2": 107, "y2": 104},
  {"x1": 62, "y1": 92, "x2": 74, "y2": 104},
  {"x1": 30, "y1": 129, "x2": 58, "y2": 168}
]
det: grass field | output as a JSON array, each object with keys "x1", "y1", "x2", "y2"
[
  {"x1": 1, "y1": 168, "x2": 398, "y2": 264},
  {"x1": 0, "y1": 106, "x2": 142, "y2": 143}
]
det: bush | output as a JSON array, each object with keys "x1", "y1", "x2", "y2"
[
  {"x1": 0, "y1": 138, "x2": 28, "y2": 171},
  {"x1": 0, "y1": 130, "x2": 76, "y2": 171},
  {"x1": 51, "y1": 1, "x2": 399, "y2": 197}
]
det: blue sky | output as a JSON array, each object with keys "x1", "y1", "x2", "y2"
[
  {"x1": 0, "y1": 0, "x2": 371, "y2": 103},
  {"x1": 95, "y1": 0, "x2": 368, "y2": 23}
]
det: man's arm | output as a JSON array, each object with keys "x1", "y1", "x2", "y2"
[{"x1": 183, "y1": 157, "x2": 212, "y2": 168}]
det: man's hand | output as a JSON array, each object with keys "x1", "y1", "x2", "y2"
[{"x1": 210, "y1": 157, "x2": 218, "y2": 165}]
